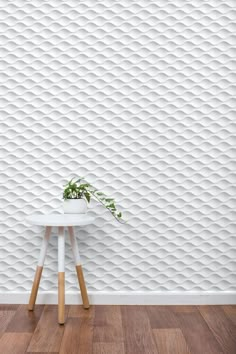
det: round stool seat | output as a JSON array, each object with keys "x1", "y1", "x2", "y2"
[{"x1": 26, "y1": 213, "x2": 94, "y2": 227}]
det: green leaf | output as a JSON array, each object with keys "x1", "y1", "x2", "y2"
[
  {"x1": 79, "y1": 183, "x2": 90, "y2": 189},
  {"x1": 68, "y1": 178, "x2": 74, "y2": 186},
  {"x1": 108, "y1": 203, "x2": 116, "y2": 210},
  {"x1": 84, "y1": 193, "x2": 91, "y2": 203}
]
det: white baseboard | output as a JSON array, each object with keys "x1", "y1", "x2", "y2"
[{"x1": 0, "y1": 291, "x2": 236, "y2": 305}]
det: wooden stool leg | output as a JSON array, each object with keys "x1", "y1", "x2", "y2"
[
  {"x1": 76, "y1": 264, "x2": 90, "y2": 309},
  {"x1": 68, "y1": 226, "x2": 89, "y2": 309},
  {"x1": 28, "y1": 226, "x2": 51, "y2": 311},
  {"x1": 58, "y1": 226, "x2": 65, "y2": 324}
]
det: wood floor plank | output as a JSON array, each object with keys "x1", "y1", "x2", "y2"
[
  {"x1": 0, "y1": 333, "x2": 32, "y2": 354},
  {"x1": 222, "y1": 305, "x2": 236, "y2": 326},
  {"x1": 93, "y1": 306, "x2": 123, "y2": 343},
  {"x1": 198, "y1": 305, "x2": 236, "y2": 354},
  {"x1": 153, "y1": 329, "x2": 191, "y2": 354},
  {"x1": 59, "y1": 315, "x2": 94, "y2": 354},
  {"x1": 175, "y1": 306, "x2": 223, "y2": 354},
  {"x1": 92, "y1": 342, "x2": 125, "y2": 354},
  {"x1": 146, "y1": 305, "x2": 180, "y2": 329},
  {"x1": 121, "y1": 305, "x2": 158, "y2": 354},
  {"x1": 0, "y1": 311, "x2": 16, "y2": 335},
  {"x1": 6, "y1": 304, "x2": 44, "y2": 333},
  {"x1": 171, "y1": 305, "x2": 199, "y2": 313},
  {"x1": 27, "y1": 305, "x2": 69, "y2": 353},
  {"x1": 0, "y1": 304, "x2": 19, "y2": 311},
  {"x1": 68, "y1": 305, "x2": 95, "y2": 318}
]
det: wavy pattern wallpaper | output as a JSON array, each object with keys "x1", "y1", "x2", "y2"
[{"x1": 0, "y1": 0, "x2": 236, "y2": 300}]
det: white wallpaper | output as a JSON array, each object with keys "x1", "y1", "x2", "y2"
[{"x1": 0, "y1": 0, "x2": 236, "y2": 296}]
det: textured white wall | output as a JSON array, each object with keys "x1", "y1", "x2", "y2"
[{"x1": 0, "y1": 0, "x2": 236, "y2": 299}]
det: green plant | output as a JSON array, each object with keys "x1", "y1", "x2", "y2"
[{"x1": 63, "y1": 177, "x2": 124, "y2": 223}]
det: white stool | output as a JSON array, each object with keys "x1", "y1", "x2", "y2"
[{"x1": 26, "y1": 213, "x2": 94, "y2": 324}]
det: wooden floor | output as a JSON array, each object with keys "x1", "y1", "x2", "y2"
[{"x1": 0, "y1": 305, "x2": 235, "y2": 354}]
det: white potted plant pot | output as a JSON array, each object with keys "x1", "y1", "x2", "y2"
[{"x1": 63, "y1": 199, "x2": 87, "y2": 214}]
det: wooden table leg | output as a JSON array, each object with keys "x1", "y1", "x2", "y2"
[
  {"x1": 58, "y1": 226, "x2": 65, "y2": 324},
  {"x1": 68, "y1": 226, "x2": 90, "y2": 309},
  {"x1": 28, "y1": 226, "x2": 52, "y2": 311}
]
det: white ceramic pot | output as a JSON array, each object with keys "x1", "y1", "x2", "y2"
[{"x1": 63, "y1": 199, "x2": 87, "y2": 214}]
